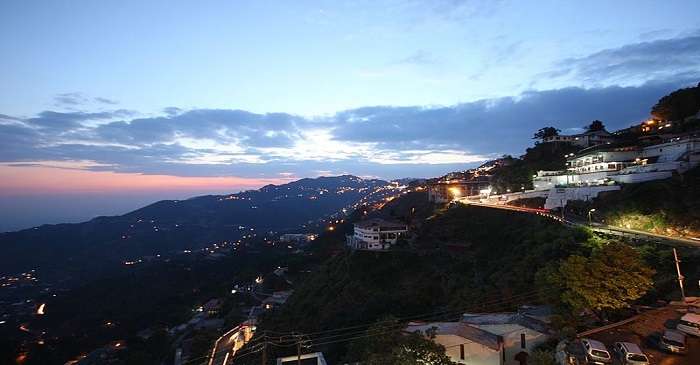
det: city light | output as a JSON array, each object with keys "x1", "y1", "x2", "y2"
[{"x1": 37, "y1": 303, "x2": 46, "y2": 315}]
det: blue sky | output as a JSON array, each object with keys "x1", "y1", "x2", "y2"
[{"x1": 1, "y1": 0, "x2": 700, "y2": 230}]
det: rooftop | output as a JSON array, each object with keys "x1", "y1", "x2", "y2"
[
  {"x1": 354, "y1": 218, "x2": 407, "y2": 230},
  {"x1": 405, "y1": 321, "x2": 502, "y2": 351}
]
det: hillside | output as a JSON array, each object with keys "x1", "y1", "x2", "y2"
[
  {"x1": 0, "y1": 175, "x2": 393, "y2": 283},
  {"x1": 259, "y1": 202, "x2": 592, "y2": 362}
]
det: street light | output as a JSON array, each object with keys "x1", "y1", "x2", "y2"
[{"x1": 588, "y1": 208, "x2": 596, "y2": 226}]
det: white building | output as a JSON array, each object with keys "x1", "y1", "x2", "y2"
[
  {"x1": 346, "y1": 218, "x2": 408, "y2": 250},
  {"x1": 405, "y1": 321, "x2": 504, "y2": 365},
  {"x1": 533, "y1": 136, "x2": 700, "y2": 190},
  {"x1": 461, "y1": 309, "x2": 552, "y2": 365},
  {"x1": 542, "y1": 129, "x2": 614, "y2": 148},
  {"x1": 405, "y1": 308, "x2": 551, "y2": 365}
]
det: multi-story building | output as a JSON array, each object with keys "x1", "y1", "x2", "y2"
[
  {"x1": 533, "y1": 135, "x2": 700, "y2": 189},
  {"x1": 346, "y1": 218, "x2": 408, "y2": 250},
  {"x1": 542, "y1": 129, "x2": 615, "y2": 148}
]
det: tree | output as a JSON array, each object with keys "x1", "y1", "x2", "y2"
[
  {"x1": 651, "y1": 82, "x2": 700, "y2": 121},
  {"x1": 530, "y1": 350, "x2": 556, "y2": 365},
  {"x1": 585, "y1": 120, "x2": 605, "y2": 132},
  {"x1": 533, "y1": 127, "x2": 560, "y2": 140},
  {"x1": 540, "y1": 243, "x2": 654, "y2": 315},
  {"x1": 345, "y1": 318, "x2": 456, "y2": 365}
]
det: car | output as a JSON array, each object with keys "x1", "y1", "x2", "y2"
[
  {"x1": 676, "y1": 313, "x2": 700, "y2": 336},
  {"x1": 648, "y1": 329, "x2": 687, "y2": 354},
  {"x1": 580, "y1": 338, "x2": 612, "y2": 364},
  {"x1": 611, "y1": 342, "x2": 649, "y2": 365}
]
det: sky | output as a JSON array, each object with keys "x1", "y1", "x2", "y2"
[{"x1": 1, "y1": 0, "x2": 700, "y2": 231}]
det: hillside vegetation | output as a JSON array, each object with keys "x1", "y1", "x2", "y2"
[
  {"x1": 572, "y1": 166, "x2": 700, "y2": 238},
  {"x1": 260, "y1": 203, "x2": 592, "y2": 362}
]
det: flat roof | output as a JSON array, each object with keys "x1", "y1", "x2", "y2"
[
  {"x1": 405, "y1": 321, "x2": 502, "y2": 351},
  {"x1": 355, "y1": 218, "x2": 407, "y2": 230}
]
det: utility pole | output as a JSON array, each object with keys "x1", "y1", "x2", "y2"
[
  {"x1": 261, "y1": 340, "x2": 267, "y2": 365},
  {"x1": 560, "y1": 199, "x2": 565, "y2": 221},
  {"x1": 673, "y1": 248, "x2": 686, "y2": 301},
  {"x1": 297, "y1": 340, "x2": 302, "y2": 365}
]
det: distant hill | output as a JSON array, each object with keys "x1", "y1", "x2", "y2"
[{"x1": 0, "y1": 175, "x2": 392, "y2": 283}]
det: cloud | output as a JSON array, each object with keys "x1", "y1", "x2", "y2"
[
  {"x1": 1, "y1": 77, "x2": 693, "y2": 180},
  {"x1": 54, "y1": 92, "x2": 88, "y2": 106},
  {"x1": 545, "y1": 30, "x2": 700, "y2": 86},
  {"x1": 391, "y1": 50, "x2": 435, "y2": 66},
  {"x1": 94, "y1": 97, "x2": 119, "y2": 105},
  {"x1": 53, "y1": 92, "x2": 120, "y2": 107}
]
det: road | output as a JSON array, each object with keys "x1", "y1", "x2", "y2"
[
  {"x1": 458, "y1": 199, "x2": 700, "y2": 248},
  {"x1": 208, "y1": 324, "x2": 254, "y2": 365}
]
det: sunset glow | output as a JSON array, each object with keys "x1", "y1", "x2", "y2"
[{"x1": 0, "y1": 164, "x2": 290, "y2": 196}]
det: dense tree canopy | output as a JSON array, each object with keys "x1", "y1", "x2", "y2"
[
  {"x1": 344, "y1": 318, "x2": 456, "y2": 365},
  {"x1": 540, "y1": 242, "x2": 654, "y2": 314},
  {"x1": 585, "y1": 120, "x2": 605, "y2": 132},
  {"x1": 533, "y1": 126, "x2": 560, "y2": 139}
]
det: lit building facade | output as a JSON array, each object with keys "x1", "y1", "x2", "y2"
[{"x1": 346, "y1": 218, "x2": 408, "y2": 250}]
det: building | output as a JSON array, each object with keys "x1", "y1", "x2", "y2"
[
  {"x1": 279, "y1": 233, "x2": 317, "y2": 243},
  {"x1": 542, "y1": 129, "x2": 615, "y2": 148},
  {"x1": 461, "y1": 308, "x2": 552, "y2": 365},
  {"x1": 405, "y1": 307, "x2": 552, "y2": 365},
  {"x1": 262, "y1": 290, "x2": 293, "y2": 310},
  {"x1": 405, "y1": 321, "x2": 503, "y2": 365},
  {"x1": 202, "y1": 298, "x2": 223, "y2": 317},
  {"x1": 428, "y1": 177, "x2": 491, "y2": 203},
  {"x1": 276, "y1": 352, "x2": 327, "y2": 365},
  {"x1": 533, "y1": 136, "x2": 700, "y2": 190},
  {"x1": 346, "y1": 218, "x2": 408, "y2": 250}
]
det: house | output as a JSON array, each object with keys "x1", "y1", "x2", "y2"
[
  {"x1": 461, "y1": 308, "x2": 552, "y2": 365},
  {"x1": 346, "y1": 218, "x2": 408, "y2": 250},
  {"x1": 276, "y1": 352, "x2": 327, "y2": 365},
  {"x1": 262, "y1": 290, "x2": 293, "y2": 310},
  {"x1": 405, "y1": 307, "x2": 552, "y2": 365},
  {"x1": 202, "y1": 298, "x2": 223, "y2": 317},
  {"x1": 542, "y1": 129, "x2": 614, "y2": 148},
  {"x1": 532, "y1": 135, "x2": 700, "y2": 190},
  {"x1": 405, "y1": 321, "x2": 503, "y2": 365},
  {"x1": 279, "y1": 233, "x2": 317, "y2": 243}
]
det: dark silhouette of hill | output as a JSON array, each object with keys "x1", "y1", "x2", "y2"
[{"x1": 0, "y1": 175, "x2": 391, "y2": 282}]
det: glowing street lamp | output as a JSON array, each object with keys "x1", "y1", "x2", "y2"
[{"x1": 588, "y1": 208, "x2": 596, "y2": 226}]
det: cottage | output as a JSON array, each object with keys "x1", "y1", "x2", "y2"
[
  {"x1": 542, "y1": 129, "x2": 614, "y2": 148},
  {"x1": 405, "y1": 321, "x2": 503, "y2": 365},
  {"x1": 346, "y1": 218, "x2": 408, "y2": 250}
]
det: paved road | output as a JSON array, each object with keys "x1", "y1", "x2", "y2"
[
  {"x1": 458, "y1": 199, "x2": 700, "y2": 248},
  {"x1": 209, "y1": 325, "x2": 254, "y2": 365}
]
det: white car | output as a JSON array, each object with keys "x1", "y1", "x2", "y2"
[
  {"x1": 612, "y1": 342, "x2": 649, "y2": 365},
  {"x1": 676, "y1": 313, "x2": 700, "y2": 336},
  {"x1": 581, "y1": 338, "x2": 612, "y2": 365}
]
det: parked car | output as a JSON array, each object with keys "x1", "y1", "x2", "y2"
[
  {"x1": 648, "y1": 329, "x2": 687, "y2": 354},
  {"x1": 581, "y1": 338, "x2": 612, "y2": 364},
  {"x1": 555, "y1": 340, "x2": 588, "y2": 365},
  {"x1": 611, "y1": 342, "x2": 649, "y2": 365},
  {"x1": 676, "y1": 313, "x2": 700, "y2": 336}
]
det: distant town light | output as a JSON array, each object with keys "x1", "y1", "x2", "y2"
[{"x1": 36, "y1": 303, "x2": 46, "y2": 315}]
